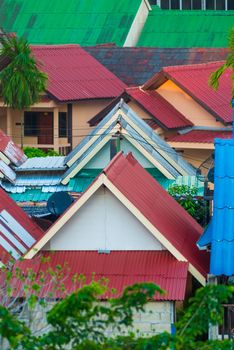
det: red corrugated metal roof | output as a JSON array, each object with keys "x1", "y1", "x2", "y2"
[
  {"x1": 168, "y1": 130, "x2": 233, "y2": 143},
  {"x1": 126, "y1": 87, "x2": 192, "y2": 129},
  {"x1": 103, "y1": 152, "x2": 209, "y2": 278},
  {"x1": 144, "y1": 61, "x2": 232, "y2": 124},
  {"x1": 0, "y1": 188, "x2": 44, "y2": 264},
  {"x1": 14, "y1": 250, "x2": 188, "y2": 300},
  {"x1": 31, "y1": 45, "x2": 127, "y2": 102},
  {"x1": 0, "y1": 129, "x2": 26, "y2": 166}
]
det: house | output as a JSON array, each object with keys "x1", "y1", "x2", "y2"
[
  {"x1": 138, "y1": 61, "x2": 232, "y2": 170},
  {"x1": 12, "y1": 152, "x2": 209, "y2": 335},
  {"x1": 0, "y1": 45, "x2": 126, "y2": 153},
  {"x1": 1, "y1": 101, "x2": 203, "y2": 216},
  {"x1": 197, "y1": 138, "x2": 234, "y2": 339},
  {"x1": 88, "y1": 61, "x2": 232, "y2": 171},
  {"x1": 0, "y1": 0, "x2": 151, "y2": 47},
  {"x1": 85, "y1": 46, "x2": 229, "y2": 86},
  {"x1": 137, "y1": 6, "x2": 234, "y2": 47}
]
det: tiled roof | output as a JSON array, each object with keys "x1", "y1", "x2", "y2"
[
  {"x1": 85, "y1": 46, "x2": 229, "y2": 86},
  {"x1": 31, "y1": 45, "x2": 126, "y2": 102},
  {"x1": 0, "y1": 0, "x2": 141, "y2": 46},
  {"x1": 198, "y1": 139, "x2": 234, "y2": 276},
  {"x1": 0, "y1": 188, "x2": 44, "y2": 263},
  {"x1": 144, "y1": 61, "x2": 232, "y2": 124},
  {"x1": 137, "y1": 7, "x2": 234, "y2": 47},
  {"x1": 14, "y1": 250, "x2": 188, "y2": 300},
  {"x1": 126, "y1": 87, "x2": 192, "y2": 129},
  {"x1": 168, "y1": 130, "x2": 233, "y2": 143},
  {"x1": 0, "y1": 129, "x2": 27, "y2": 166}
]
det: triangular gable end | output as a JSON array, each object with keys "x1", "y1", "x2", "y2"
[{"x1": 25, "y1": 154, "x2": 207, "y2": 286}]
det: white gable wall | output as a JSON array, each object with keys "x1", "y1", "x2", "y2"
[{"x1": 46, "y1": 186, "x2": 165, "y2": 251}]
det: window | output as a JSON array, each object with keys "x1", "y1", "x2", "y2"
[
  {"x1": 228, "y1": 0, "x2": 234, "y2": 9},
  {"x1": 24, "y1": 112, "x2": 39, "y2": 136},
  {"x1": 182, "y1": 0, "x2": 202, "y2": 9},
  {"x1": 59, "y1": 112, "x2": 67, "y2": 138},
  {"x1": 159, "y1": 0, "x2": 231, "y2": 9}
]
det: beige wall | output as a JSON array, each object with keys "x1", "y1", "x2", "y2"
[
  {"x1": 72, "y1": 99, "x2": 110, "y2": 147},
  {"x1": 157, "y1": 80, "x2": 224, "y2": 128},
  {"x1": 172, "y1": 148, "x2": 212, "y2": 171}
]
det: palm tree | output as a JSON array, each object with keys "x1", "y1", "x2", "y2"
[
  {"x1": 209, "y1": 27, "x2": 234, "y2": 101},
  {"x1": 0, "y1": 35, "x2": 47, "y2": 148}
]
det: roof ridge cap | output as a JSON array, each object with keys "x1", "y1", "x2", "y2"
[{"x1": 164, "y1": 60, "x2": 226, "y2": 72}]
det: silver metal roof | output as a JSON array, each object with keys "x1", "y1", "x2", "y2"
[
  {"x1": 15, "y1": 156, "x2": 66, "y2": 171},
  {"x1": 63, "y1": 100, "x2": 196, "y2": 181}
]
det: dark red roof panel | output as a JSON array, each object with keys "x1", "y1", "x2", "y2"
[
  {"x1": 104, "y1": 153, "x2": 209, "y2": 277},
  {"x1": 161, "y1": 62, "x2": 232, "y2": 124},
  {"x1": 14, "y1": 250, "x2": 188, "y2": 300},
  {"x1": 168, "y1": 130, "x2": 232, "y2": 143},
  {"x1": 0, "y1": 129, "x2": 27, "y2": 166},
  {"x1": 0, "y1": 188, "x2": 44, "y2": 264},
  {"x1": 126, "y1": 87, "x2": 192, "y2": 129},
  {"x1": 31, "y1": 45, "x2": 127, "y2": 102}
]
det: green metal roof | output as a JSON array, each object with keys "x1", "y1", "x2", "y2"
[
  {"x1": 9, "y1": 168, "x2": 204, "y2": 203},
  {"x1": 137, "y1": 6, "x2": 234, "y2": 47},
  {"x1": 0, "y1": 0, "x2": 141, "y2": 45}
]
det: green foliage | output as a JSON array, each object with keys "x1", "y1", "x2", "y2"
[
  {"x1": 23, "y1": 147, "x2": 60, "y2": 158},
  {"x1": 209, "y1": 27, "x2": 234, "y2": 101},
  {"x1": 0, "y1": 35, "x2": 47, "y2": 109},
  {"x1": 0, "y1": 276, "x2": 233, "y2": 349},
  {"x1": 168, "y1": 184, "x2": 206, "y2": 225}
]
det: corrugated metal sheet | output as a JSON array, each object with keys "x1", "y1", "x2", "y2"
[
  {"x1": 147, "y1": 62, "x2": 232, "y2": 124},
  {"x1": 64, "y1": 101, "x2": 197, "y2": 182},
  {"x1": 168, "y1": 130, "x2": 232, "y2": 143},
  {"x1": 198, "y1": 139, "x2": 234, "y2": 276},
  {"x1": 30, "y1": 45, "x2": 126, "y2": 101},
  {"x1": 85, "y1": 46, "x2": 229, "y2": 86},
  {"x1": 0, "y1": 129, "x2": 27, "y2": 166},
  {"x1": 0, "y1": 188, "x2": 44, "y2": 264},
  {"x1": 137, "y1": 7, "x2": 234, "y2": 47},
  {"x1": 0, "y1": 160, "x2": 16, "y2": 183},
  {"x1": 16, "y1": 156, "x2": 65, "y2": 171},
  {"x1": 14, "y1": 250, "x2": 188, "y2": 300},
  {"x1": 9, "y1": 174, "x2": 62, "y2": 188},
  {"x1": 0, "y1": 0, "x2": 141, "y2": 46},
  {"x1": 104, "y1": 153, "x2": 209, "y2": 277},
  {"x1": 126, "y1": 87, "x2": 192, "y2": 129}
]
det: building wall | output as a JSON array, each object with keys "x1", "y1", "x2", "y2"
[
  {"x1": 174, "y1": 148, "x2": 212, "y2": 171},
  {"x1": 47, "y1": 186, "x2": 165, "y2": 251},
  {"x1": 72, "y1": 100, "x2": 111, "y2": 147},
  {"x1": 157, "y1": 80, "x2": 224, "y2": 127},
  {"x1": 130, "y1": 301, "x2": 173, "y2": 335}
]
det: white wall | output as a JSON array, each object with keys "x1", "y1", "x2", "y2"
[{"x1": 48, "y1": 186, "x2": 165, "y2": 251}]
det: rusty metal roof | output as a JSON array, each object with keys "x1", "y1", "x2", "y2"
[
  {"x1": 85, "y1": 46, "x2": 229, "y2": 86},
  {"x1": 14, "y1": 250, "x2": 188, "y2": 300},
  {"x1": 31, "y1": 45, "x2": 126, "y2": 102}
]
